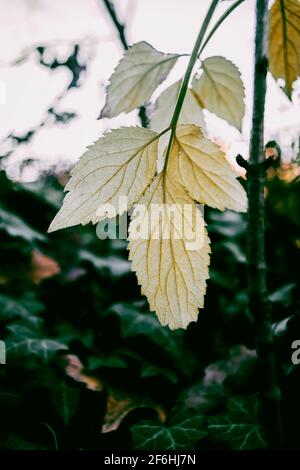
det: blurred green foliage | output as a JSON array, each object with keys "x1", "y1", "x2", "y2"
[{"x1": 0, "y1": 165, "x2": 299, "y2": 450}]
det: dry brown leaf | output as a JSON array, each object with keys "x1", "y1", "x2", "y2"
[{"x1": 28, "y1": 250, "x2": 60, "y2": 283}]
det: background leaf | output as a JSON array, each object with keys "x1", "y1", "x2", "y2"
[
  {"x1": 192, "y1": 56, "x2": 245, "y2": 130},
  {"x1": 100, "y1": 41, "x2": 178, "y2": 118},
  {"x1": 0, "y1": 207, "x2": 46, "y2": 243},
  {"x1": 51, "y1": 380, "x2": 80, "y2": 426},
  {"x1": 132, "y1": 416, "x2": 207, "y2": 450},
  {"x1": 269, "y1": 0, "x2": 300, "y2": 99},
  {"x1": 208, "y1": 395, "x2": 267, "y2": 449},
  {"x1": 150, "y1": 81, "x2": 205, "y2": 132}
]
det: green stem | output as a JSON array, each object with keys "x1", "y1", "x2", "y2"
[
  {"x1": 163, "y1": 0, "x2": 220, "y2": 171},
  {"x1": 248, "y1": 0, "x2": 282, "y2": 448},
  {"x1": 102, "y1": 0, "x2": 149, "y2": 127},
  {"x1": 170, "y1": 0, "x2": 219, "y2": 129},
  {"x1": 199, "y1": 0, "x2": 245, "y2": 56}
]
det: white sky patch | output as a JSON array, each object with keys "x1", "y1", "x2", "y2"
[{"x1": 0, "y1": 0, "x2": 299, "y2": 181}]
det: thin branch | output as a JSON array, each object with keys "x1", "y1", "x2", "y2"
[
  {"x1": 101, "y1": 0, "x2": 148, "y2": 127},
  {"x1": 102, "y1": 0, "x2": 129, "y2": 51},
  {"x1": 248, "y1": 0, "x2": 282, "y2": 448}
]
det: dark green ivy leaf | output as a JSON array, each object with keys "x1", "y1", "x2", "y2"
[
  {"x1": 6, "y1": 336, "x2": 68, "y2": 363},
  {"x1": 0, "y1": 207, "x2": 46, "y2": 243},
  {"x1": 140, "y1": 364, "x2": 178, "y2": 384},
  {"x1": 132, "y1": 415, "x2": 207, "y2": 450},
  {"x1": 88, "y1": 355, "x2": 128, "y2": 370},
  {"x1": 78, "y1": 250, "x2": 131, "y2": 277},
  {"x1": 208, "y1": 395, "x2": 267, "y2": 450},
  {"x1": 267, "y1": 283, "x2": 296, "y2": 306},
  {"x1": 1, "y1": 433, "x2": 47, "y2": 450},
  {"x1": 0, "y1": 294, "x2": 32, "y2": 321},
  {"x1": 108, "y1": 302, "x2": 194, "y2": 373},
  {"x1": 51, "y1": 380, "x2": 80, "y2": 426}
]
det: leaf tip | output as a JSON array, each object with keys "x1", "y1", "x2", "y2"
[
  {"x1": 47, "y1": 220, "x2": 60, "y2": 234},
  {"x1": 47, "y1": 214, "x2": 67, "y2": 233},
  {"x1": 98, "y1": 105, "x2": 109, "y2": 120}
]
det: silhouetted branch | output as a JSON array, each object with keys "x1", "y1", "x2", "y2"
[
  {"x1": 102, "y1": 0, "x2": 129, "y2": 51},
  {"x1": 101, "y1": 0, "x2": 148, "y2": 127}
]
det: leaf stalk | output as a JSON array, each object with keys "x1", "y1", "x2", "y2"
[
  {"x1": 248, "y1": 0, "x2": 282, "y2": 448},
  {"x1": 163, "y1": 0, "x2": 220, "y2": 171}
]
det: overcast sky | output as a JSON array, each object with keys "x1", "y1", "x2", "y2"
[{"x1": 0, "y1": 0, "x2": 299, "y2": 180}]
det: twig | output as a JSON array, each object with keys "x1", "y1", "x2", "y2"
[
  {"x1": 102, "y1": 0, "x2": 128, "y2": 51},
  {"x1": 102, "y1": 0, "x2": 148, "y2": 127},
  {"x1": 248, "y1": 0, "x2": 282, "y2": 448}
]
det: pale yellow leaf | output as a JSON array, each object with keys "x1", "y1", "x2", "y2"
[
  {"x1": 150, "y1": 81, "x2": 206, "y2": 132},
  {"x1": 192, "y1": 56, "x2": 245, "y2": 131},
  {"x1": 168, "y1": 125, "x2": 247, "y2": 212},
  {"x1": 150, "y1": 81, "x2": 206, "y2": 171},
  {"x1": 48, "y1": 127, "x2": 158, "y2": 232},
  {"x1": 269, "y1": 0, "x2": 300, "y2": 99},
  {"x1": 100, "y1": 41, "x2": 179, "y2": 118},
  {"x1": 128, "y1": 161, "x2": 211, "y2": 330}
]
